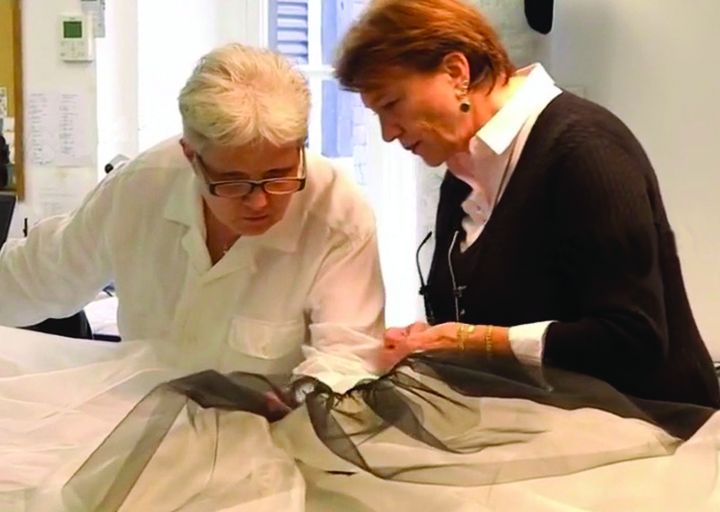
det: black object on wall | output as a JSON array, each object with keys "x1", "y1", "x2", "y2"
[
  {"x1": 0, "y1": 134, "x2": 9, "y2": 189},
  {"x1": 0, "y1": 193, "x2": 15, "y2": 248},
  {"x1": 525, "y1": 0, "x2": 554, "y2": 34}
]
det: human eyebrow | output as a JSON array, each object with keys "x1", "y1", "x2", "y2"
[
  {"x1": 210, "y1": 170, "x2": 250, "y2": 181},
  {"x1": 375, "y1": 87, "x2": 400, "y2": 106},
  {"x1": 363, "y1": 90, "x2": 387, "y2": 111},
  {"x1": 262, "y1": 166, "x2": 297, "y2": 179},
  {"x1": 381, "y1": 98, "x2": 400, "y2": 111}
]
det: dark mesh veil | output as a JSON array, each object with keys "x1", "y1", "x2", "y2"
[{"x1": 62, "y1": 350, "x2": 714, "y2": 510}]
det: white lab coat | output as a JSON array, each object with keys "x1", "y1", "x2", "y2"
[{"x1": 0, "y1": 139, "x2": 385, "y2": 387}]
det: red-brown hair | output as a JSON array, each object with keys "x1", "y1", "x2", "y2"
[{"x1": 335, "y1": 0, "x2": 515, "y2": 92}]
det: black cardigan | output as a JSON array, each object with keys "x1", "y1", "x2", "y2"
[{"x1": 426, "y1": 92, "x2": 720, "y2": 408}]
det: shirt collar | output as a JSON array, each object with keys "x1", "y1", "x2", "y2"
[
  {"x1": 162, "y1": 166, "x2": 204, "y2": 229},
  {"x1": 475, "y1": 63, "x2": 558, "y2": 155}
]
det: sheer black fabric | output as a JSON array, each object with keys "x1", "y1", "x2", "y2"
[{"x1": 63, "y1": 351, "x2": 714, "y2": 510}]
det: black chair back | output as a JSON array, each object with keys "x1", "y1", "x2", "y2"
[{"x1": 0, "y1": 193, "x2": 15, "y2": 249}]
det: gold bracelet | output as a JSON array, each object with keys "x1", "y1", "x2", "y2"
[
  {"x1": 484, "y1": 325, "x2": 494, "y2": 356},
  {"x1": 456, "y1": 323, "x2": 476, "y2": 350}
]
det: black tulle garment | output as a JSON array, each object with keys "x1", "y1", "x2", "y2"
[{"x1": 62, "y1": 351, "x2": 714, "y2": 511}]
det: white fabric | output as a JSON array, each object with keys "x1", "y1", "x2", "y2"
[
  {"x1": 446, "y1": 64, "x2": 562, "y2": 365},
  {"x1": 506, "y1": 320, "x2": 552, "y2": 365},
  {"x1": 1, "y1": 327, "x2": 718, "y2": 512},
  {"x1": 0, "y1": 327, "x2": 180, "y2": 510},
  {"x1": 84, "y1": 296, "x2": 119, "y2": 336},
  {"x1": 0, "y1": 138, "x2": 385, "y2": 382}
]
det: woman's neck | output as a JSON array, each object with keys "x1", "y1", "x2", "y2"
[
  {"x1": 203, "y1": 202, "x2": 240, "y2": 264},
  {"x1": 468, "y1": 74, "x2": 527, "y2": 137}
]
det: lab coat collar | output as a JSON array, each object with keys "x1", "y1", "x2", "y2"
[
  {"x1": 162, "y1": 165, "x2": 203, "y2": 229},
  {"x1": 161, "y1": 172, "x2": 259, "y2": 281}
]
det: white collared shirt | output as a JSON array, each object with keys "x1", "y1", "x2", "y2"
[
  {"x1": 0, "y1": 138, "x2": 385, "y2": 391},
  {"x1": 447, "y1": 63, "x2": 562, "y2": 365}
]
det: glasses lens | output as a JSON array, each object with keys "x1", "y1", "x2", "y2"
[
  {"x1": 264, "y1": 179, "x2": 303, "y2": 194},
  {"x1": 213, "y1": 182, "x2": 252, "y2": 198}
]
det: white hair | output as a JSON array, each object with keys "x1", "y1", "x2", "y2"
[{"x1": 179, "y1": 43, "x2": 310, "y2": 150}]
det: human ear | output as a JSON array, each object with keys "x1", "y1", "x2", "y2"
[
  {"x1": 440, "y1": 52, "x2": 471, "y2": 89},
  {"x1": 179, "y1": 138, "x2": 196, "y2": 163}
]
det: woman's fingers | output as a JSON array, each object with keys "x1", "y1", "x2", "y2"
[
  {"x1": 383, "y1": 327, "x2": 408, "y2": 348},
  {"x1": 406, "y1": 323, "x2": 458, "y2": 349},
  {"x1": 381, "y1": 322, "x2": 441, "y2": 370},
  {"x1": 384, "y1": 322, "x2": 430, "y2": 348},
  {"x1": 407, "y1": 321, "x2": 430, "y2": 335}
]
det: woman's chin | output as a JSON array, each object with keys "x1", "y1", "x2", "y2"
[
  {"x1": 419, "y1": 152, "x2": 448, "y2": 168},
  {"x1": 409, "y1": 144, "x2": 447, "y2": 168},
  {"x1": 229, "y1": 216, "x2": 277, "y2": 236}
]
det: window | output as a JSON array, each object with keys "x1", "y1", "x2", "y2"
[
  {"x1": 268, "y1": 0, "x2": 368, "y2": 184},
  {"x1": 268, "y1": 0, "x2": 309, "y2": 64},
  {"x1": 269, "y1": 0, "x2": 421, "y2": 325}
]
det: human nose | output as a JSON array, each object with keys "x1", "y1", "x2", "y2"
[
  {"x1": 242, "y1": 185, "x2": 269, "y2": 209},
  {"x1": 379, "y1": 115, "x2": 403, "y2": 143}
]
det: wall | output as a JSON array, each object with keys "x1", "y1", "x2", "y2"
[
  {"x1": 136, "y1": 0, "x2": 265, "y2": 150},
  {"x1": 0, "y1": 2, "x2": 17, "y2": 110},
  {"x1": 11, "y1": 0, "x2": 98, "y2": 237},
  {"x1": 542, "y1": 0, "x2": 720, "y2": 356},
  {"x1": 96, "y1": 0, "x2": 138, "y2": 173},
  {"x1": 14, "y1": 0, "x2": 265, "y2": 239},
  {"x1": 0, "y1": 0, "x2": 19, "y2": 170}
]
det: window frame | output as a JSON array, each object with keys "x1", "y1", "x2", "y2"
[{"x1": 266, "y1": 0, "x2": 351, "y2": 163}]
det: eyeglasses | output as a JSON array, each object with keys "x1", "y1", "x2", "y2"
[
  {"x1": 417, "y1": 231, "x2": 437, "y2": 325},
  {"x1": 193, "y1": 148, "x2": 307, "y2": 198},
  {"x1": 416, "y1": 230, "x2": 466, "y2": 324}
]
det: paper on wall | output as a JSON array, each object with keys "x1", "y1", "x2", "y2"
[
  {"x1": 57, "y1": 93, "x2": 93, "y2": 167},
  {"x1": 27, "y1": 92, "x2": 57, "y2": 166},
  {"x1": 26, "y1": 91, "x2": 93, "y2": 168},
  {"x1": 0, "y1": 87, "x2": 7, "y2": 118},
  {"x1": 81, "y1": 0, "x2": 106, "y2": 38},
  {"x1": 34, "y1": 169, "x2": 97, "y2": 219},
  {"x1": 1, "y1": 118, "x2": 15, "y2": 163}
]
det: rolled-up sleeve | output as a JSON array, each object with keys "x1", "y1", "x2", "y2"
[
  {"x1": 0, "y1": 179, "x2": 114, "y2": 327},
  {"x1": 293, "y1": 228, "x2": 385, "y2": 390}
]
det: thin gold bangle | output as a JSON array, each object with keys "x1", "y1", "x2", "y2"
[
  {"x1": 484, "y1": 325, "x2": 494, "y2": 356},
  {"x1": 457, "y1": 323, "x2": 475, "y2": 350}
]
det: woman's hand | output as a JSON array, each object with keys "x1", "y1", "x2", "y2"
[
  {"x1": 404, "y1": 322, "x2": 465, "y2": 349},
  {"x1": 384, "y1": 321, "x2": 429, "y2": 348},
  {"x1": 405, "y1": 322, "x2": 511, "y2": 355},
  {"x1": 379, "y1": 322, "x2": 430, "y2": 369},
  {"x1": 263, "y1": 390, "x2": 293, "y2": 422},
  {"x1": 379, "y1": 322, "x2": 511, "y2": 370}
]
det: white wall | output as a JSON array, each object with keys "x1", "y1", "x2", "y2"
[
  {"x1": 361, "y1": 113, "x2": 419, "y2": 326},
  {"x1": 98, "y1": 0, "x2": 265, "y2": 166},
  {"x1": 136, "y1": 0, "x2": 266, "y2": 150},
  {"x1": 543, "y1": 0, "x2": 720, "y2": 356},
  {"x1": 96, "y1": 0, "x2": 138, "y2": 173},
  {"x1": 11, "y1": 0, "x2": 99, "y2": 237}
]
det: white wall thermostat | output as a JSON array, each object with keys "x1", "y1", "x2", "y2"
[{"x1": 59, "y1": 14, "x2": 95, "y2": 62}]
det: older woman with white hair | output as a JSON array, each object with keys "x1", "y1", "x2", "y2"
[{"x1": 0, "y1": 44, "x2": 384, "y2": 388}]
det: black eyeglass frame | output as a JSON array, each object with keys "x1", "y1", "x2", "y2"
[{"x1": 194, "y1": 147, "x2": 307, "y2": 198}]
